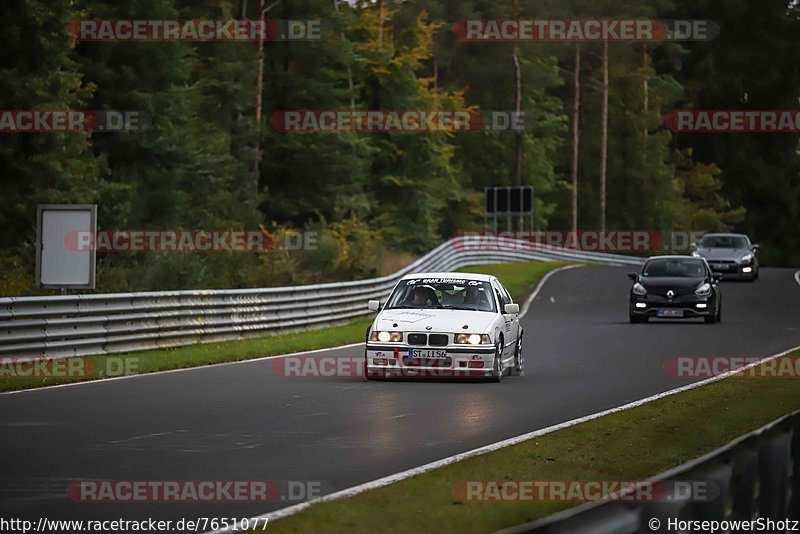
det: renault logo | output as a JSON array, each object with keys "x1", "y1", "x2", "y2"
[{"x1": 667, "y1": 290, "x2": 674, "y2": 299}]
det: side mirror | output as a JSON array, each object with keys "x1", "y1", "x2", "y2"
[
  {"x1": 627, "y1": 272, "x2": 638, "y2": 281},
  {"x1": 752, "y1": 244, "x2": 759, "y2": 252},
  {"x1": 368, "y1": 300, "x2": 381, "y2": 311},
  {"x1": 504, "y1": 303, "x2": 520, "y2": 315},
  {"x1": 712, "y1": 273, "x2": 723, "y2": 281},
  {"x1": 690, "y1": 242, "x2": 697, "y2": 250}
]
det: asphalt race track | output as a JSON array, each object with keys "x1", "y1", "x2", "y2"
[{"x1": 2, "y1": 265, "x2": 799, "y2": 528}]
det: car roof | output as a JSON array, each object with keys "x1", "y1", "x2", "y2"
[
  {"x1": 645, "y1": 255, "x2": 705, "y2": 261},
  {"x1": 702, "y1": 233, "x2": 748, "y2": 238},
  {"x1": 402, "y1": 271, "x2": 496, "y2": 282}
]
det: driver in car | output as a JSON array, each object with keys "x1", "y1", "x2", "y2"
[
  {"x1": 464, "y1": 286, "x2": 481, "y2": 304},
  {"x1": 411, "y1": 286, "x2": 438, "y2": 306},
  {"x1": 463, "y1": 285, "x2": 488, "y2": 310}
]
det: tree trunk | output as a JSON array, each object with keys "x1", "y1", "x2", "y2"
[
  {"x1": 334, "y1": 0, "x2": 355, "y2": 111},
  {"x1": 253, "y1": 0, "x2": 265, "y2": 193},
  {"x1": 433, "y1": 54, "x2": 438, "y2": 91},
  {"x1": 512, "y1": 0, "x2": 523, "y2": 229},
  {"x1": 377, "y1": 0, "x2": 384, "y2": 45},
  {"x1": 641, "y1": 43, "x2": 649, "y2": 195},
  {"x1": 600, "y1": 39, "x2": 609, "y2": 233},
  {"x1": 513, "y1": 46, "x2": 523, "y2": 228},
  {"x1": 571, "y1": 44, "x2": 580, "y2": 235},
  {"x1": 642, "y1": 43, "x2": 648, "y2": 137},
  {"x1": 255, "y1": 0, "x2": 283, "y2": 192}
]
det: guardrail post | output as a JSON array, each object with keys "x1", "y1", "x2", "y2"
[
  {"x1": 730, "y1": 443, "x2": 759, "y2": 520},
  {"x1": 757, "y1": 428, "x2": 792, "y2": 518},
  {"x1": 639, "y1": 488, "x2": 690, "y2": 530},
  {"x1": 685, "y1": 461, "x2": 732, "y2": 520},
  {"x1": 790, "y1": 420, "x2": 800, "y2": 519}
]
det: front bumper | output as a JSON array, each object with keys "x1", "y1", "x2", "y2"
[
  {"x1": 365, "y1": 343, "x2": 495, "y2": 378},
  {"x1": 706, "y1": 261, "x2": 755, "y2": 279},
  {"x1": 629, "y1": 295, "x2": 714, "y2": 318}
]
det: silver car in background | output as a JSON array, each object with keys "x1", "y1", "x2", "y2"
[{"x1": 691, "y1": 233, "x2": 759, "y2": 281}]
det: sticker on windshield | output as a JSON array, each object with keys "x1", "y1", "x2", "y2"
[{"x1": 405, "y1": 278, "x2": 468, "y2": 285}]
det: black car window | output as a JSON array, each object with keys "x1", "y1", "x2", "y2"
[
  {"x1": 686, "y1": 263, "x2": 704, "y2": 277},
  {"x1": 700, "y1": 236, "x2": 747, "y2": 249},
  {"x1": 643, "y1": 258, "x2": 707, "y2": 278},
  {"x1": 497, "y1": 282, "x2": 513, "y2": 304},
  {"x1": 493, "y1": 284, "x2": 506, "y2": 308},
  {"x1": 385, "y1": 278, "x2": 496, "y2": 312}
]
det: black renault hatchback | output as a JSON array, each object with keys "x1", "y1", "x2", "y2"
[{"x1": 628, "y1": 256, "x2": 722, "y2": 324}]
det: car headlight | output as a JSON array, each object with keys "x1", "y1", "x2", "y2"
[
  {"x1": 632, "y1": 282, "x2": 647, "y2": 296},
  {"x1": 454, "y1": 333, "x2": 491, "y2": 345},
  {"x1": 691, "y1": 251, "x2": 702, "y2": 258},
  {"x1": 695, "y1": 283, "x2": 712, "y2": 297},
  {"x1": 740, "y1": 253, "x2": 753, "y2": 263},
  {"x1": 370, "y1": 331, "x2": 403, "y2": 342}
]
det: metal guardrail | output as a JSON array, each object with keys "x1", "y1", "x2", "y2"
[
  {"x1": 495, "y1": 409, "x2": 800, "y2": 533},
  {"x1": 0, "y1": 237, "x2": 644, "y2": 357}
]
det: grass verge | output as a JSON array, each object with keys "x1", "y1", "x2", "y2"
[
  {"x1": 262, "y1": 351, "x2": 800, "y2": 533},
  {"x1": 0, "y1": 260, "x2": 573, "y2": 393}
]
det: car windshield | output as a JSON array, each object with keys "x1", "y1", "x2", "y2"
[
  {"x1": 642, "y1": 258, "x2": 706, "y2": 278},
  {"x1": 700, "y1": 235, "x2": 748, "y2": 249},
  {"x1": 385, "y1": 277, "x2": 496, "y2": 312}
]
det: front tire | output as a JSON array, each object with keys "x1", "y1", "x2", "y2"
[
  {"x1": 629, "y1": 313, "x2": 647, "y2": 323},
  {"x1": 491, "y1": 340, "x2": 504, "y2": 382},
  {"x1": 510, "y1": 333, "x2": 524, "y2": 376}
]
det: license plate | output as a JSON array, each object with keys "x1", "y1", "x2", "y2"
[
  {"x1": 409, "y1": 349, "x2": 448, "y2": 358},
  {"x1": 657, "y1": 309, "x2": 684, "y2": 318},
  {"x1": 713, "y1": 264, "x2": 729, "y2": 270}
]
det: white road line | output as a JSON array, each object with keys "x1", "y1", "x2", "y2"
[
  {"x1": 209, "y1": 342, "x2": 800, "y2": 533},
  {"x1": 519, "y1": 264, "x2": 583, "y2": 318}
]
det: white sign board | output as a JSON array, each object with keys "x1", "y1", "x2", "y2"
[{"x1": 36, "y1": 204, "x2": 96, "y2": 289}]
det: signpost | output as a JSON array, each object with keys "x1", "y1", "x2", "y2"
[
  {"x1": 36, "y1": 204, "x2": 97, "y2": 291},
  {"x1": 484, "y1": 186, "x2": 533, "y2": 231}
]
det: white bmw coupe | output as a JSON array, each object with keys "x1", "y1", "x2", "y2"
[{"x1": 365, "y1": 272, "x2": 523, "y2": 381}]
